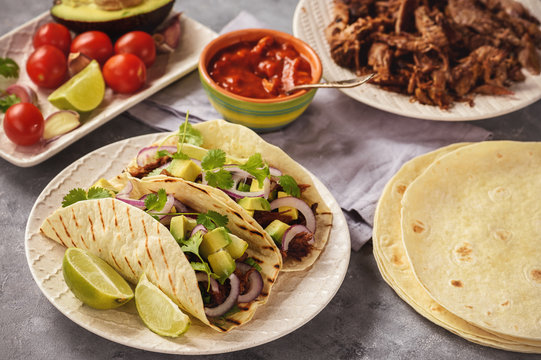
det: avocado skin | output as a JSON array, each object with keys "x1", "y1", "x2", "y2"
[{"x1": 51, "y1": 0, "x2": 175, "y2": 37}]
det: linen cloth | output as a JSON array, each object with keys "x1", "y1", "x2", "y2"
[{"x1": 126, "y1": 12, "x2": 492, "y2": 250}]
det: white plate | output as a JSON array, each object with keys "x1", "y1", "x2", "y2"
[
  {"x1": 293, "y1": 0, "x2": 541, "y2": 121},
  {"x1": 24, "y1": 133, "x2": 350, "y2": 355},
  {"x1": 0, "y1": 12, "x2": 217, "y2": 167}
]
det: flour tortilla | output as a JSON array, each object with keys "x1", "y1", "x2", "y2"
[
  {"x1": 126, "y1": 119, "x2": 333, "y2": 271},
  {"x1": 401, "y1": 141, "x2": 541, "y2": 344},
  {"x1": 40, "y1": 184, "x2": 281, "y2": 332},
  {"x1": 373, "y1": 143, "x2": 541, "y2": 353}
]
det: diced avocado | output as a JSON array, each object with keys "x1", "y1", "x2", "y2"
[
  {"x1": 200, "y1": 227, "x2": 231, "y2": 259},
  {"x1": 278, "y1": 191, "x2": 298, "y2": 220},
  {"x1": 167, "y1": 159, "x2": 201, "y2": 182},
  {"x1": 90, "y1": 178, "x2": 118, "y2": 196},
  {"x1": 50, "y1": 0, "x2": 174, "y2": 37},
  {"x1": 250, "y1": 179, "x2": 264, "y2": 192},
  {"x1": 265, "y1": 219, "x2": 291, "y2": 245},
  {"x1": 170, "y1": 215, "x2": 197, "y2": 242},
  {"x1": 225, "y1": 234, "x2": 249, "y2": 259},
  {"x1": 208, "y1": 250, "x2": 236, "y2": 280},
  {"x1": 237, "y1": 197, "x2": 271, "y2": 211},
  {"x1": 237, "y1": 182, "x2": 251, "y2": 192}
]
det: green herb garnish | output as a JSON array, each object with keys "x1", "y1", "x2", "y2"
[
  {"x1": 0, "y1": 94, "x2": 20, "y2": 113},
  {"x1": 144, "y1": 189, "x2": 168, "y2": 213},
  {"x1": 278, "y1": 175, "x2": 301, "y2": 197},
  {"x1": 61, "y1": 187, "x2": 111, "y2": 207},
  {"x1": 0, "y1": 58, "x2": 19, "y2": 79},
  {"x1": 196, "y1": 210, "x2": 228, "y2": 230},
  {"x1": 239, "y1": 153, "x2": 270, "y2": 185},
  {"x1": 201, "y1": 149, "x2": 234, "y2": 188}
]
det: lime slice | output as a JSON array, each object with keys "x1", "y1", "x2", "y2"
[
  {"x1": 135, "y1": 273, "x2": 190, "y2": 337},
  {"x1": 48, "y1": 60, "x2": 105, "y2": 112},
  {"x1": 62, "y1": 247, "x2": 134, "y2": 309}
]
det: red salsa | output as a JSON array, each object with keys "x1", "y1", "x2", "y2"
[{"x1": 208, "y1": 36, "x2": 313, "y2": 99}]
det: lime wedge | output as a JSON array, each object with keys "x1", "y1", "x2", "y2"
[
  {"x1": 135, "y1": 273, "x2": 190, "y2": 337},
  {"x1": 48, "y1": 60, "x2": 105, "y2": 112},
  {"x1": 62, "y1": 247, "x2": 134, "y2": 309}
]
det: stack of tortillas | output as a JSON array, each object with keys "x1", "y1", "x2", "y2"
[{"x1": 373, "y1": 141, "x2": 541, "y2": 353}]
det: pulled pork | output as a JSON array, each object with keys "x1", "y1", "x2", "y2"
[{"x1": 325, "y1": 0, "x2": 541, "y2": 109}]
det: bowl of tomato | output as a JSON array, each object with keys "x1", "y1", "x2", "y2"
[{"x1": 198, "y1": 28, "x2": 322, "y2": 132}]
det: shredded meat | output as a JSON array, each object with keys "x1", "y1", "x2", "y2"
[
  {"x1": 127, "y1": 156, "x2": 170, "y2": 178},
  {"x1": 253, "y1": 210, "x2": 294, "y2": 228},
  {"x1": 283, "y1": 232, "x2": 314, "y2": 261},
  {"x1": 326, "y1": 0, "x2": 541, "y2": 108},
  {"x1": 234, "y1": 267, "x2": 256, "y2": 297},
  {"x1": 206, "y1": 281, "x2": 230, "y2": 308}
]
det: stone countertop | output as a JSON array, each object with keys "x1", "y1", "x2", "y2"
[{"x1": 2, "y1": 1, "x2": 540, "y2": 359}]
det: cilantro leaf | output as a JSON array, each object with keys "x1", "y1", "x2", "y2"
[
  {"x1": 0, "y1": 94, "x2": 20, "y2": 113},
  {"x1": 201, "y1": 149, "x2": 227, "y2": 170},
  {"x1": 61, "y1": 186, "x2": 112, "y2": 207},
  {"x1": 180, "y1": 231, "x2": 205, "y2": 262},
  {"x1": 171, "y1": 151, "x2": 190, "y2": 160},
  {"x1": 197, "y1": 210, "x2": 228, "y2": 230},
  {"x1": 0, "y1": 58, "x2": 19, "y2": 79},
  {"x1": 239, "y1": 153, "x2": 270, "y2": 184},
  {"x1": 204, "y1": 168, "x2": 234, "y2": 189},
  {"x1": 87, "y1": 187, "x2": 112, "y2": 200},
  {"x1": 178, "y1": 121, "x2": 203, "y2": 146},
  {"x1": 62, "y1": 188, "x2": 88, "y2": 207},
  {"x1": 278, "y1": 175, "x2": 301, "y2": 197},
  {"x1": 156, "y1": 150, "x2": 173, "y2": 158},
  {"x1": 190, "y1": 261, "x2": 212, "y2": 274},
  {"x1": 144, "y1": 189, "x2": 168, "y2": 212}
]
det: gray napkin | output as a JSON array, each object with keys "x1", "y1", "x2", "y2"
[{"x1": 126, "y1": 13, "x2": 492, "y2": 251}]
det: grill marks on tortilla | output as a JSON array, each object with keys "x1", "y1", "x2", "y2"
[
  {"x1": 111, "y1": 252, "x2": 122, "y2": 272},
  {"x1": 451, "y1": 280, "x2": 463, "y2": 288},
  {"x1": 530, "y1": 269, "x2": 541, "y2": 284},
  {"x1": 156, "y1": 222, "x2": 178, "y2": 297},
  {"x1": 126, "y1": 207, "x2": 134, "y2": 236},
  {"x1": 46, "y1": 218, "x2": 67, "y2": 247},
  {"x1": 142, "y1": 219, "x2": 160, "y2": 282},
  {"x1": 59, "y1": 215, "x2": 76, "y2": 247},
  {"x1": 124, "y1": 256, "x2": 137, "y2": 278},
  {"x1": 88, "y1": 216, "x2": 96, "y2": 243},
  {"x1": 112, "y1": 200, "x2": 118, "y2": 228},
  {"x1": 70, "y1": 208, "x2": 80, "y2": 228},
  {"x1": 97, "y1": 201, "x2": 106, "y2": 231},
  {"x1": 186, "y1": 182, "x2": 210, "y2": 195}
]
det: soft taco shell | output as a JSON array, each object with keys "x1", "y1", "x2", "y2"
[
  {"x1": 401, "y1": 141, "x2": 541, "y2": 344},
  {"x1": 373, "y1": 143, "x2": 541, "y2": 353},
  {"x1": 41, "y1": 186, "x2": 281, "y2": 332},
  {"x1": 126, "y1": 119, "x2": 333, "y2": 272}
]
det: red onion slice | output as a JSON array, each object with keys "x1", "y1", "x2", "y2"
[
  {"x1": 115, "y1": 197, "x2": 146, "y2": 209},
  {"x1": 136, "y1": 146, "x2": 177, "y2": 167},
  {"x1": 190, "y1": 224, "x2": 208, "y2": 237},
  {"x1": 116, "y1": 181, "x2": 133, "y2": 198},
  {"x1": 269, "y1": 166, "x2": 282, "y2": 177},
  {"x1": 269, "y1": 197, "x2": 316, "y2": 233},
  {"x1": 236, "y1": 262, "x2": 264, "y2": 303},
  {"x1": 221, "y1": 177, "x2": 271, "y2": 200},
  {"x1": 204, "y1": 273, "x2": 240, "y2": 318},
  {"x1": 281, "y1": 224, "x2": 314, "y2": 252},
  {"x1": 5, "y1": 84, "x2": 37, "y2": 105},
  {"x1": 173, "y1": 199, "x2": 190, "y2": 213},
  {"x1": 160, "y1": 215, "x2": 173, "y2": 226},
  {"x1": 196, "y1": 272, "x2": 219, "y2": 293}
]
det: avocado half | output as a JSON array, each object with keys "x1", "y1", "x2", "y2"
[{"x1": 51, "y1": 0, "x2": 175, "y2": 37}]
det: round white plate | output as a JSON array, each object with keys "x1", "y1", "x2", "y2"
[
  {"x1": 24, "y1": 133, "x2": 351, "y2": 355},
  {"x1": 293, "y1": 0, "x2": 541, "y2": 121}
]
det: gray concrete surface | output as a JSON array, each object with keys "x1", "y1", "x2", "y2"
[{"x1": 2, "y1": 1, "x2": 541, "y2": 359}]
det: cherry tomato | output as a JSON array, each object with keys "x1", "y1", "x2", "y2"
[
  {"x1": 70, "y1": 31, "x2": 113, "y2": 66},
  {"x1": 114, "y1": 31, "x2": 156, "y2": 67},
  {"x1": 33, "y1": 22, "x2": 72, "y2": 55},
  {"x1": 103, "y1": 53, "x2": 146, "y2": 94},
  {"x1": 3, "y1": 103, "x2": 44, "y2": 146},
  {"x1": 26, "y1": 45, "x2": 67, "y2": 88}
]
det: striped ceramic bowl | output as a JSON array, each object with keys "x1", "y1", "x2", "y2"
[{"x1": 198, "y1": 28, "x2": 322, "y2": 132}]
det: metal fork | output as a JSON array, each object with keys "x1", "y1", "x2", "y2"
[{"x1": 285, "y1": 73, "x2": 376, "y2": 93}]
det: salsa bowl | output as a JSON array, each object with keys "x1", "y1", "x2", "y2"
[{"x1": 198, "y1": 28, "x2": 322, "y2": 132}]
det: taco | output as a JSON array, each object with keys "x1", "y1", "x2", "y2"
[
  {"x1": 124, "y1": 119, "x2": 333, "y2": 271},
  {"x1": 40, "y1": 175, "x2": 281, "y2": 332}
]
